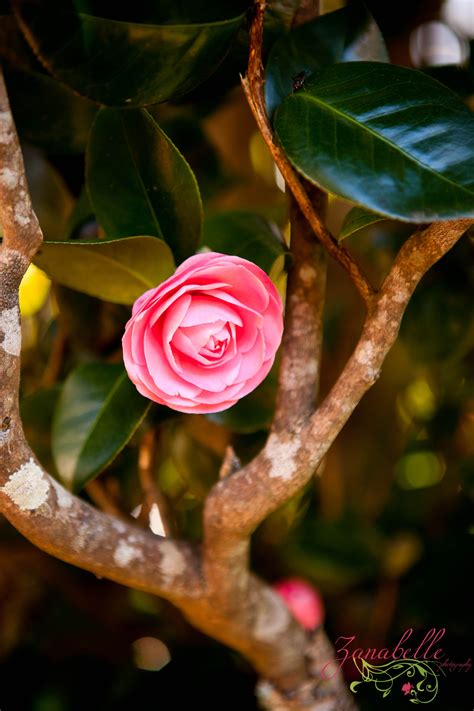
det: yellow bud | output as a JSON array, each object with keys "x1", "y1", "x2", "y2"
[{"x1": 19, "y1": 264, "x2": 51, "y2": 317}]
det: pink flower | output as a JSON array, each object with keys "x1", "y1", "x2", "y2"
[
  {"x1": 402, "y1": 682, "x2": 413, "y2": 696},
  {"x1": 122, "y1": 252, "x2": 283, "y2": 414},
  {"x1": 273, "y1": 578, "x2": 325, "y2": 630}
]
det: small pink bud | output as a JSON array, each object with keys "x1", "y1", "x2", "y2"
[{"x1": 273, "y1": 578, "x2": 325, "y2": 630}]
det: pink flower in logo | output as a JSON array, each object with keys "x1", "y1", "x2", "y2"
[
  {"x1": 402, "y1": 682, "x2": 413, "y2": 696},
  {"x1": 122, "y1": 252, "x2": 283, "y2": 414}
]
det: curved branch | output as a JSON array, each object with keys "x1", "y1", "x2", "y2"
[
  {"x1": 0, "y1": 67, "x2": 342, "y2": 705},
  {"x1": 205, "y1": 218, "x2": 472, "y2": 538},
  {"x1": 241, "y1": 0, "x2": 375, "y2": 306},
  {"x1": 0, "y1": 68, "x2": 202, "y2": 605}
]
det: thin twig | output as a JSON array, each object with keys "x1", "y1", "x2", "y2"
[
  {"x1": 219, "y1": 445, "x2": 241, "y2": 480},
  {"x1": 241, "y1": 0, "x2": 375, "y2": 307},
  {"x1": 137, "y1": 428, "x2": 174, "y2": 536}
]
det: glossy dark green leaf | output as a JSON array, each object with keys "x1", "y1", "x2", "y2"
[
  {"x1": 86, "y1": 108, "x2": 202, "y2": 262},
  {"x1": 5, "y1": 68, "x2": 97, "y2": 153},
  {"x1": 339, "y1": 206, "x2": 388, "y2": 240},
  {"x1": 70, "y1": 0, "x2": 248, "y2": 24},
  {"x1": 52, "y1": 363, "x2": 150, "y2": 491},
  {"x1": 157, "y1": 114, "x2": 227, "y2": 202},
  {"x1": 34, "y1": 236, "x2": 175, "y2": 305},
  {"x1": 24, "y1": 146, "x2": 74, "y2": 242},
  {"x1": 201, "y1": 211, "x2": 287, "y2": 274},
  {"x1": 275, "y1": 62, "x2": 474, "y2": 222},
  {"x1": 265, "y1": 1, "x2": 388, "y2": 119},
  {"x1": 14, "y1": 0, "x2": 244, "y2": 106}
]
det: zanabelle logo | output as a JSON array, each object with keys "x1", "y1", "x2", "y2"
[{"x1": 321, "y1": 628, "x2": 471, "y2": 704}]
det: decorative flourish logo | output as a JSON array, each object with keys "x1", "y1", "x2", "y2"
[{"x1": 350, "y1": 658, "x2": 444, "y2": 704}]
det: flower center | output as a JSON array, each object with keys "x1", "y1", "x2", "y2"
[
  {"x1": 199, "y1": 325, "x2": 231, "y2": 360},
  {"x1": 172, "y1": 319, "x2": 236, "y2": 366}
]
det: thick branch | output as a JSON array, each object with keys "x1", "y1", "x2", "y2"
[
  {"x1": 201, "y1": 4, "x2": 353, "y2": 707},
  {"x1": 205, "y1": 218, "x2": 472, "y2": 540},
  {"x1": 0, "y1": 71, "x2": 42, "y2": 261},
  {"x1": 0, "y1": 452, "x2": 202, "y2": 602},
  {"x1": 0, "y1": 67, "x2": 338, "y2": 704},
  {"x1": 0, "y1": 67, "x2": 202, "y2": 605},
  {"x1": 273, "y1": 189, "x2": 327, "y2": 432},
  {"x1": 241, "y1": 0, "x2": 374, "y2": 306}
]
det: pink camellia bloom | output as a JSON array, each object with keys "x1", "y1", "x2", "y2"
[
  {"x1": 273, "y1": 578, "x2": 325, "y2": 630},
  {"x1": 122, "y1": 252, "x2": 283, "y2": 414}
]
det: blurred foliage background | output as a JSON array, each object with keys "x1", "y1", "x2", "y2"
[{"x1": 0, "y1": 0, "x2": 473, "y2": 708}]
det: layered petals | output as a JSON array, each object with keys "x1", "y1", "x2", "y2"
[{"x1": 122, "y1": 252, "x2": 283, "y2": 414}]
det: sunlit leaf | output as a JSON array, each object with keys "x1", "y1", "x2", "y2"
[{"x1": 34, "y1": 236, "x2": 175, "y2": 305}]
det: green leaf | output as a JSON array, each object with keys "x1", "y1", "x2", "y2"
[
  {"x1": 69, "y1": 0, "x2": 248, "y2": 24},
  {"x1": 339, "y1": 206, "x2": 388, "y2": 240},
  {"x1": 24, "y1": 146, "x2": 74, "y2": 242},
  {"x1": 265, "y1": 2, "x2": 388, "y2": 119},
  {"x1": 201, "y1": 211, "x2": 288, "y2": 274},
  {"x1": 265, "y1": 0, "x2": 303, "y2": 29},
  {"x1": 275, "y1": 62, "x2": 474, "y2": 222},
  {"x1": 157, "y1": 113, "x2": 228, "y2": 202},
  {"x1": 52, "y1": 363, "x2": 150, "y2": 491},
  {"x1": 34, "y1": 236, "x2": 175, "y2": 305},
  {"x1": 14, "y1": 0, "x2": 244, "y2": 106},
  {"x1": 86, "y1": 108, "x2": 202, "y2": 262},
  {"x1": 5, "y1": 68, "x2": 97, "y2": 154}
]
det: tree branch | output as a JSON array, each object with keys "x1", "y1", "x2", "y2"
[
  {"x1": 205, "y1": 219, "x2": 472, "y2": 539},
  {"x1": 1, "y1": 31, "x2": 471, "y2": 711},
  {"x1": 0, "y1": 67, "x2": 202, "y2": 605},
  {"x1": 273, "y1": 188, "x2": 327, "y2": 433},
  {"x1": 0, "y1": 66, "x2": 346, "y2": 705},
  {"x1": 137, "y1": 427, "x2": 175, "y2": 536},
  {"x1": 241, "y1": 0, "x2": 375, "y2": 307}
]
